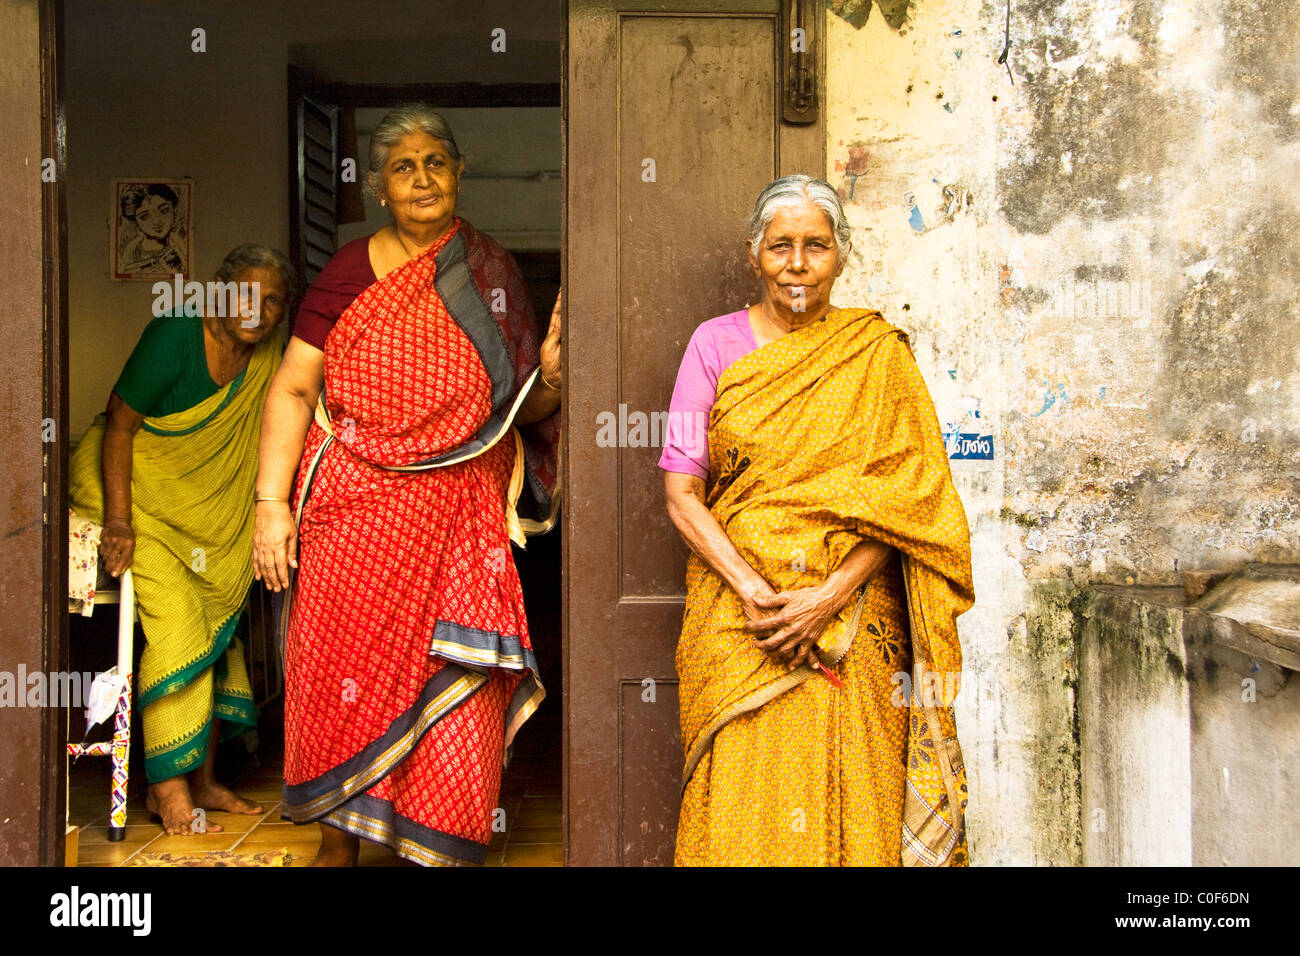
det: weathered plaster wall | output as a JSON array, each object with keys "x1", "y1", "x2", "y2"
[
  {"x1": 825, "y1": 0, "x2": 1300, "y2": 864},
  {"x1": 1080, "y1": 580, "x2": 1300, "y2": 866}
]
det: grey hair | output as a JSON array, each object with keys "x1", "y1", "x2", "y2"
[
  {"x1": 747, "y1": 175, "x2": 852, "y2": 261},
  {"x1": 365, "y1": 103, "x2": 462, "y2": 199},
  {"x1": 215, "y1": 244, "x2": 298, "y2": 304}
]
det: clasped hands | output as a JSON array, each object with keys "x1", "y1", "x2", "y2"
[{"x1": 741, "y1": 581, "x2": 848, "y2": 673}]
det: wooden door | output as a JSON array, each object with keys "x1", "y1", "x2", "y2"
[{"x1": 565, "y1": 0, "x2": 824, "y2": 865}]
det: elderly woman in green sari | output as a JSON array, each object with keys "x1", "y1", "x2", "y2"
[{"x1": 69, "y1": 244, "x2": 294, "y2": 835}]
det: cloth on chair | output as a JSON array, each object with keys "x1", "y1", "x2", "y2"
[{"x1": 68, "y1": 509, "x2": 103, "y2": 617}]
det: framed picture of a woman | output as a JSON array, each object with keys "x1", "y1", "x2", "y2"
[{"x1": 111, "y1": 178, "x2": 193, "y2": 281}]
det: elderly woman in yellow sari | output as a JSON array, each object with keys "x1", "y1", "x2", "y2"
[
  {"x1": 660, "y1": 175, "x2": 975, "y2": 866},
  {"x1": 69, "y1": 245, "x2": 293, "y2": 835}
]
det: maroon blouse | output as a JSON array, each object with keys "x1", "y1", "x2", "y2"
[{"x1": 291, "y1": 236, "x2": 377, "y2": 350}]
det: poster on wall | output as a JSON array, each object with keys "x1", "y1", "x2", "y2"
[{"x1": 110, "y1": 178, "x2": 193, "y2": 281}]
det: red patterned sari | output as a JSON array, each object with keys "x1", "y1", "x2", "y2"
[{"x1": 281, "y1": 218, "x2": 558, "y2": 866}]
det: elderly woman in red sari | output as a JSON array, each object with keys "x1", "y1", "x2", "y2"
[
  {"x1": 254, "y1": 104, "x2": 561, "y2": 867},
  {"x1": 660, "y1": 175, "x2": 975, "y2": 866}
]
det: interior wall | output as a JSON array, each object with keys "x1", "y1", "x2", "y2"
[
  {"x1": 65, "y1": 0, "x2": 284, "y2": 441},
  {"x1": 64, "y1": 0, "x2": 561, "y2": 442},
  {"x1": 825, "y1": 0, "x2": 1300, "y2": 864}
]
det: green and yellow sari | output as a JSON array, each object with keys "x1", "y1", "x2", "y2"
[
  {"x1": 69, "y1": 335, "x2": 280, "y2": 782},
  {"x1": 675, "y1": 308, "x2": 975, "y2": 866}
]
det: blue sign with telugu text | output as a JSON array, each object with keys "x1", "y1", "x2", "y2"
[{"x1": 943, "y1": 431, "x2": 995, "y2": 460}]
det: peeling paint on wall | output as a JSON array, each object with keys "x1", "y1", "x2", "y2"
[{"x1": 827, "y1": 0, "x2": 913, "y2": 31}]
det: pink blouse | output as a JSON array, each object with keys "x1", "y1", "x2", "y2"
[{"x1": 657, "y1": 309, "x2": 758, "y2": 480}]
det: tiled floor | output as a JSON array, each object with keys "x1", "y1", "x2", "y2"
[{"x1": 68, "y1": 708, "x2": 563, "y2": 867}]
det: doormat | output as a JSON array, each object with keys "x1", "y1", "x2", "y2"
[{"x1": 124, "y1": 848, "x2": 297, "y2": 867}]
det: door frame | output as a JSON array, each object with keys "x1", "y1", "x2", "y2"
[
  {"x1": 39, "y1": 0, "x2": 71, "y2": 869},
  {"x1": 12, "y1": 0, "x2": 70, "y2": 867},
  {"x1": 32, "y1": 11, "x2": 566, "y2": 867},
  {"x1": 31, "y1": 10, "x2": 568, "y2": 867}
]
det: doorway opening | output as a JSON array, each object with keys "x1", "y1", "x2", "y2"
[{"x1": 62, "y1": 1, "x2": 564, "y2": 867}]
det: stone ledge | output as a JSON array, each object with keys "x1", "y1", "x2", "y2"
[{"x1": 1189, "y1": 563, "x2": 1300, "y2": 673}]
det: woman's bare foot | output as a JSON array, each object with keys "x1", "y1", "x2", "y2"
[
  {"x1": 189, "y1": 780, "x2": 265, "y2": 816},
  {"x1": 146, "y1": 778, "x2": 225, "y2": 835},
  {"x1": 185, "y1": 718, "x2": 264, "y2": 817},
  {"x1": 311, "y1": 823, "x2": 360, "y2": 867}
]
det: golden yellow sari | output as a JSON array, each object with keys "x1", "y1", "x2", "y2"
[{"x1": 675, "y1": 308, "x2": 974, "y2": 866}]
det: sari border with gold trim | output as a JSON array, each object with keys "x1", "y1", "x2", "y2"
[
  {"x1": 282, "y1": 666, "x2": 486, "y2": 821},
  {"x1": 319, "y1": 792, "x2": 488, "y2": 867}
]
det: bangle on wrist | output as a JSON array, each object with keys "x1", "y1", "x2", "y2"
[
  {"x1": 255, "y1": 496, "x2": 288, "y2": 504},
  {"x1": 541, "y1": 373, "x2": 561, "y2": 391}
]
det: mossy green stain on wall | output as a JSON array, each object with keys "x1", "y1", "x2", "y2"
[{"x1": 1019, "y1": 581, "x2": 1085, "y2": 865}]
